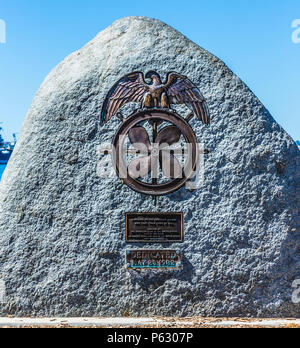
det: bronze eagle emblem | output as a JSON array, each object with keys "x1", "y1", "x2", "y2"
[{"x1": 101, "y1": 71, "x2": 210, "y2": 125}]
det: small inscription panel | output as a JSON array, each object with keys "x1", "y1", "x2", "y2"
[
  {"x1": 126, "y1": 250, "x2": 181, "y2": 269},
  {"x1": 126, "y1": 213, "x2": 183, "y2": 243}
]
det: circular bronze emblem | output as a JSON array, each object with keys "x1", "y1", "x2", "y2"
[
  {"x1": 100, "y1": 71, "x2": 210, "y2": 196},
  {"x1": 112, "y1": 109, "x2": 199, "y2": 196}
]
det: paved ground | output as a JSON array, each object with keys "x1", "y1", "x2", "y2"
[{"x1": 0, "y1": 317, "x2": 300, "y2": 328}]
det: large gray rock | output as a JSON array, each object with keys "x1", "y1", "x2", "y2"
[{"x1": 0, "y1": 16, "x2": 299, "y2": 317}]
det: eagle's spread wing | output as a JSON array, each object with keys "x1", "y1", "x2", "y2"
[
  {"x1": 101, "y1": 72, "x2": 149, "y2": 125},
  {"x1": 165, "y1": 73, "x2": 210, "y2": 125}
]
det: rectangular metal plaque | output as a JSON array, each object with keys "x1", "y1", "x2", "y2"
[
  {"x1": 126, "y1": 250, "x2": 181, "y2": 269},
  {"x1": 125, "y1": 213, "x2": 183, "y2": 243}
]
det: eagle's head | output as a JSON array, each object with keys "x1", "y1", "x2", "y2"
[{"x1": 145, "y1": 71, "x2": 162, "y2": 84}]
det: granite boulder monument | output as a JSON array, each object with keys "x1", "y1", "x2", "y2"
[{"x1": 0, "y1": 17, "x2": 299, "y2": 317}]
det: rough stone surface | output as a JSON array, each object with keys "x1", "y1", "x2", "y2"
[{"x1": 0, "y1": 17, "x2": 299, "y2": 317}]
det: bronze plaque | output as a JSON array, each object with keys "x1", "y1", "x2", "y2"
[
  {"x1": 125, "y1": 213, "x2": 183, "y2": 243},
  {"x1": 101, "y1": 71, "x2": 210, "y2": 196},
  {"x1": 126, "y1": 250, "x2": 181, "y2": 269}
]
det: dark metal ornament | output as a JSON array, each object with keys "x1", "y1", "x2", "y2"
[
  {"x1": 112, "y1": 109, "x2": 198, "y2": 196},
  {"x1": 125, "y1": 212, "x2": 183, "y2": 243},
  {"x1": 101, "y1": 71, "x2": 210, "y2": 196}
]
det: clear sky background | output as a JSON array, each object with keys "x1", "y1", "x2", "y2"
[{"x1": 0, "y1": 0, "x2": 299, "y2": 142}]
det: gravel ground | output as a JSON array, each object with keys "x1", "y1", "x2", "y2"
[{"x1": 0, "y1": 317, "x2": 300, "y2": 328}]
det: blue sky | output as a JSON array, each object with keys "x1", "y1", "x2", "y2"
[{"x1": 0, "y1": 0, "x2": 299, "y2": 141}]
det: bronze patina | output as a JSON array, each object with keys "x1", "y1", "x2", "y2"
[
  {"x1": 101, "y1": 71, "x2": 210, "y2": 196},
  {"x1": 101, "y1": 71, "x2": 210, "y2": 125},
  {"x1": 126, "y1": 250, "x2": 182, "y2": 269},
  {"x1": 126, "y1": 212, "x2": 183, "y2": 243}
]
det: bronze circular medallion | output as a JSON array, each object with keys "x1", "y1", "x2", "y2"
[{"x1": 112, "y1": 109, "x2": 199, "y2": 196}]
